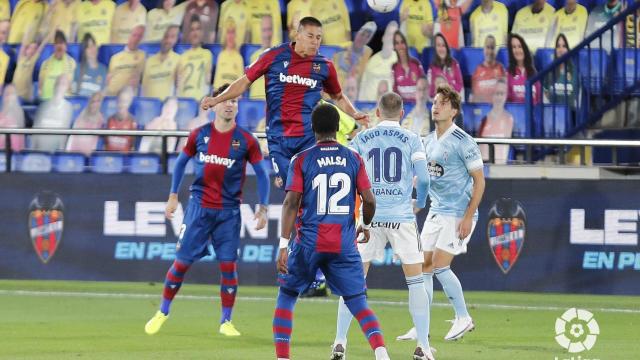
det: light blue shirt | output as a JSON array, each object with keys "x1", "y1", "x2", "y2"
[
  {"x1": 350, "y1": 120, "x2": 428, "y2": 222},
  {"x1": 423, "y1": 124, "x2": 483, "y2": 219}
]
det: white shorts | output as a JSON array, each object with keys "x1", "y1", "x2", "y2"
[
  {"x1": 420, "y1": 212, "x2": 477, "y2": 255},
  {"x1": 358, "y1": 222, "x2": 424, "y2": 264}
]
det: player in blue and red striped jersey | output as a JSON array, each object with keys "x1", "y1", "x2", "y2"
[
  {"x1": 200, "y1": 16, "x2": 368, "y2": 188},
  {"x1": 272, "y1": 104, "x2": 391, "y2": 360},
  {"x1": 144, "y1": 84, "x2": 271, "y2": 337}
]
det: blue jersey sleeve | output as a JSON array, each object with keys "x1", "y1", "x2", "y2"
[
  {"x1": 458, "y1": 136, "x2": 483, "y2": 172},
  {"x1": 411, "y1": 136, "x2": 429, "y2": 208}
]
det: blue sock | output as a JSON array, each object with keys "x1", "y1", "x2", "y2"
[
  {"x1": 407, "y1": 275, "x2": 430, "y2": 349},
  {"x1": 423, "y1": 272, "x2": 433, "y2": 305},
  {"x1": 273, "y1": 288, "x2": 298, "y2": 359},
  {"x1": 160, "y1": 259, "x2": 192, "y2": 315},
  {"x1": 334, "y1": 296, "x2": 353, "y2": 345},
  {"x1": 434, "y1": 266, "x2": 469, "y2": 318}
]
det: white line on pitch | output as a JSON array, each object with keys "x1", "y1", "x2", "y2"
[{"x1": 1, "y1": 289, "x2": 639, "y2": 314}]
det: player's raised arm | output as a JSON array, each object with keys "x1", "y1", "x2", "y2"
[
  {"x1": 329, "y1": 91, "x2": 370, "y2": 127},
  {"x1": 201, "y1": 75, "x2": 252, "y2": 110}
]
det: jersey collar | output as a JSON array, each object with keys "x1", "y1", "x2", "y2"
[
  {"x1": 435, "y1": 123, "x2": 458, "y2": 142},
  {"x1": 377, "y1": 120, "x2": 401, "y2": 127}
]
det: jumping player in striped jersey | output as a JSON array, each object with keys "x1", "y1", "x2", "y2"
[
  {"x1": 331, "y1": 92, "x2": 434, "y2": 360},
  {"x1": 144, "y1": 84, "x2": 271, "y2": 337},
  {"x1": 273, "y1": 104, "x2": 390, "y2": 360}
]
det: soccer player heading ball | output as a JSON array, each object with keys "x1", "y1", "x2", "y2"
[
  {"x1": 273, "y1": 103, "x2": 391, "y2": 360},
  {"x1": 200, "y1": 16, "x2": 369, "y2": 188},
  {"x1": 144, "y1": 83, "x2": 270, "y2": 337}
]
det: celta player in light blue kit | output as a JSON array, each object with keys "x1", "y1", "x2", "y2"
[
  {"x1": 330, "y1": 92, "x2": 434, "y2": 360},
  {"x1": 398, "y1": 84, "x2": 485, "y2": 343}
]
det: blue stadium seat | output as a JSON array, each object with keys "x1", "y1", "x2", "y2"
[
  {"x1": 497, "y1": 48, "x2": 509, "y2": 68},
  {"x1": 168, "y1": 153, "x2": 195, "y2": 175},
  {"x1": 33, "y1": 43, "x2": 81, "y2": 81},
  {"x1": 132, "y1": 97, "x2": 163, "y2": 127},
  {"x1": 14, "y1": 151, "x2": 52, "y2": 173},
  {"x1": 241, "y1": 44, "x2": 262, "y2": 67},
  {"x1": 421, "y1": 48, "x2": 460, "y2": 72},
  {"x1": 504, "y1": 103, "x2": 528, "y2": 138},
  {"x1": 128, "y1": 153, "x2": 161, "y2": 174},
  {"x1": 100, "y1": 96, "x2": 120, "y2": 119},
  {"x1": 53, "y1": 152, "x2": 86, "y2": 173},
  {"x1": 612, "y1": 49, "x2": 640, "y2": 93},
  {"x1": 403, "y1": 102, "x2": 415, "y2": 120},
  {"x1": 539, "y1": 104, "x2": 568, "y2": 138},
  {"x1": 534, "y1": 48, "x2": 555, "y2": 71},
  {"x1": 139, "y1": 43, "x2": 162, "y2": 58},
  {"x1": 97, "y1": 44, "x2": 125, "y2": 67},
  {"x1": 237, "y1": 99, "x2": 266, "y2": 131},
  {"x1": 578, "y1": 48, "x2": 608, "y2": 93},
  {"x1": 90, "y1": 152, "x2": 126, "y2": 173},
  {"x1": 319, "y1": 45, "x2": 345, "y2": 60},
  {"x1": 462, "y1": 103, "x2": 491, "y2": 136},
  {"x1": 459, "y1": 47, "x2": 484, "y2": 78},
  {"x1": 593, "y1": 129, "x2": 640, "y2": 165},
  {"x1": 66, "y1": 96, "x2": 89, "y2": 125},
  {"x1": 3, "y1": 44, "x2": 17, "y2": 69},
  {"x1": 176, "y1": 98, "x2": 199, "y2": 130}
]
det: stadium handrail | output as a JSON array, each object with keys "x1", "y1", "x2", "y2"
[{"x1": 2, "y1": 129, "x2": 640, "y2": 170}]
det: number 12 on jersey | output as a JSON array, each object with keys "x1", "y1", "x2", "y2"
[{"x1": 312, "y1": 173, "x2": 351, "y2": 215}]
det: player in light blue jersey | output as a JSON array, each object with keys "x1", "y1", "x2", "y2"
[
  {"x1": 398, "y1": 84, "x2": 485, "y2": 343},
  {"x1": 330, "y1": 92, "x2": 434, "y2": 360}
]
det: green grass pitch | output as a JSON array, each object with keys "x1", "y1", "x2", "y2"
[{"x1": 0, "y1": 280, "x2": 637, "y2": 359}]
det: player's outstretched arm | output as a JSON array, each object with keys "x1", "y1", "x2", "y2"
[
  {"x1": 329, "y1": 91, "x2": 370, "y2": 126},
  {"x1": 458, "y1": 168, "x2": 485, "y2": 239},
  {"x1": 357, "y1": 189, "x2": 376, "y2": 243},
  {"x1": 201, "y1": 76, "x2": 252, "y2": 110},
  {"x1": 166, "y1": 152, "x2": 190, "y2": 220},
  {"x1": 277, "y1": 191, "x2": 302, "y2": 274},
  {"x1": 252, "y1": 162, "x2": 271, "y2": 230}
]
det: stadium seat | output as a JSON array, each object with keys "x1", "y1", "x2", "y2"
[
  {"x1": 13, "y1": 151, "x2": 52, "y2": 173},
  {"x1": 97, "y1": 44, "x2": 125, "y2": 67},
  {"x1": 421, "y1": 48, "x2": 460, "y2": 72},
  {"x1": 497, "y1": 48, "x2": 509, "y2": 68},
  {"x1": 100, "y1": 96, "x2": 120, "y2": 119},
  {"x1": 168, "y1": 153, "x2": 195, "y2": 175},
  {"x1": 175, "y1": 98, "x2": 199, "y2": 130},
  {"x1": 128, "y1": 153, "x2": 161, "y2": 174},
  {"x1": 132, "y1": 97, "x2": 163, "y2": 127},
  {"x1": 53, "y1": 152, "x2": 86, "y2": 173},
  {"x1": 459, "y1": 47, "x2": 484, "y2": 78},
  {"x1": 462, "y1": 103, "x2": 491, "y2": 136},
  {"x1": 33, "y1": 43, "x2": 81, "y2": 81},
  {"x1": 139, "y1": 43, "x2": 162, "y2": 58},
  {"x1": 535, "y1": 48, "x2": 555, "y2": 72},
  {"x1": 539, "y1": 104, "x2": 569, "y2": 138},
  {"x1": 0, "y1": 151, "x2": 7, "y2": 172},
  {"x1": 612, "y1": 49, "x2": 640, "y2": 93},
  {"x1": 240, "y1": 44, "x2": 262, "y2": 66},
  {"x1": 90, "y1": 152, "x2": 126, "y2": 173},
  {"x1": 578, "y1": 48, "x2": 608, "y2": 93},
  {"x1": 593, "y1": 129, "x2": 640, "y2": 165},
  {"x1": 504, "y1": 103, "x2": 528, "y2": 138},
  {"x1": 66, "y1": 96, "x2": 89, "y2": 125},
  {"x1": 319, "y1": 46, "x2": 345, "y2": 60},
  {"x1": 237, "y1": 99, "x2": 266, "y2": 131},
  {"x1": 3, "y1": 44, "x2": 17, "y2": 69}
]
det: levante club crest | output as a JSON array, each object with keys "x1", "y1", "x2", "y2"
[
  {"x1": 487, "y1": 198, "x2": 526, "y2": 274},
  {"x1": 28, "y1": 191, "x2": 65, "y2": 264}
]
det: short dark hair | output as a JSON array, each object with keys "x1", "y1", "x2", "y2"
[
  {"x1": 298, "y1": 16, "x2": 322, "y2": 29},
  {"x1": 378, "y1": 92, "x2": 403, "y2": 118},
  {"x1": 54, "y1": 30, "x2": 66, "y2": 44},
  {"x1": 435, "y1": 84, "x2": 461, "y2": 113},
  {"x1": 311, "y1": 103, "x2": 339, "y2": 135},
  {"x1": 212, "y1": 83, "x2": 230, "y2": 97}
]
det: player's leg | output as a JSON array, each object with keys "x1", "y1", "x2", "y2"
[
  {"x1": 432, "y1": 216, "x2": 477, "y2": 341},
  {"x1": 267, "y1": 136, "x2": 291, "y2": 188},
  {"x1": 323, "y1": 253, "x2": 390, "y2": 360},
  {"x1": 393, "y1": 223, "x2": 434, "y2": 359},
  {"x1": 273, "y1": 244, "x2": 319, "y2": 360},
  {"x1": 211, "y1": 208, "x2": 242, "y2": 336},
  {"x1": 145, "y1": 201, "x2": 209, "y2": 335}
]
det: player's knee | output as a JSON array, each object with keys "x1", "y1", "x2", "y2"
[{"x1": 279, "y1": 287, "x2": 299, "y2": 298}]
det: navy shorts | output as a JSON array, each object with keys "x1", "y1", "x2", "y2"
[
  {"x1": 267, "y1": 135, "x2": 316, "y2": 184},
  {"x1": 175, "y1": 199, "x2": 241, "y2": 263},
  {"x1": 279, "y1": 243, "x2": 366, "y2": 297}
]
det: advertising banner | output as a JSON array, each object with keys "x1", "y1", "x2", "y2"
[{"x1": 0, "y1": 174, "x2": 638, "y2": 295}]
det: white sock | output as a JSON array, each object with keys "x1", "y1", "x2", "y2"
[
  {"x1": 407, "y1": 275, "x2": 430, "y2": 349},
  {"x1": 374, "y1": 346, "x2": 390, "y2": 360},
  {"x1": 334, "y1": 296, "x2": 352, "y2": 345}
]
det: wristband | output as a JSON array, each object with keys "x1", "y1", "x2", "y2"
[
  {"x1": 361, "y1": 222, "x2": 371, "y2": 230},
  {"x1": 279, "y1": 237, "x2": 290, "y2": 249}
]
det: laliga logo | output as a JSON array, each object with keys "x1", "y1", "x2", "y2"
[{"x1": 555, "y1": 308, "x2": 600, "y2": 353}]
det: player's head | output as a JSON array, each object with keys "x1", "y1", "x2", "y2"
[
  {"x1": 295, "y1": 17, "x2": 323, "y2": 57},
  {"x1": 311, "y1": 103, "x2": 339, "y2": 140},
  {"x1": 432, "y1": 84, "x2": 461, "y2": 124},
  {"x1": 212, "y1": 83, "x2": 238, "y2": 123},
  {"x1": 376, "y1": 92, "x2": 404, "y2": 122}
]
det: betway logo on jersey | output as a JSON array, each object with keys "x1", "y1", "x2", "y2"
[
  {"x1": 198, "y1": 152, "x2": 236, "y2": 168},
  {"x1": 279, "y1": 73, "x2": 318, "y2": 88}
]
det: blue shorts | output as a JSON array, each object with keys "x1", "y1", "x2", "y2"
[
  {"x1": 267, "y1": 135, "x2": 316, "y2": 185},
  {"x1": 279, "y1": 243, "x2": 366, "y2": 297},
  {"x1": 176, "y1": 199, "x2": 241, "y2": 263}
]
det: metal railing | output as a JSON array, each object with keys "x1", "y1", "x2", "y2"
[{"x1": 1, "y1": 128, "x2": 639, "y2": 172}]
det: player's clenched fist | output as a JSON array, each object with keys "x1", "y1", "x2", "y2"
[
  {"x1": 200, "y1": 97, "x2": 217, "y2": 111},
  {"x1": 165, "y1": 193, "x2": 179, "y2": 220},
  {"x1": 254, "y1": 205, "x2": 268, "y2": 230}
]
